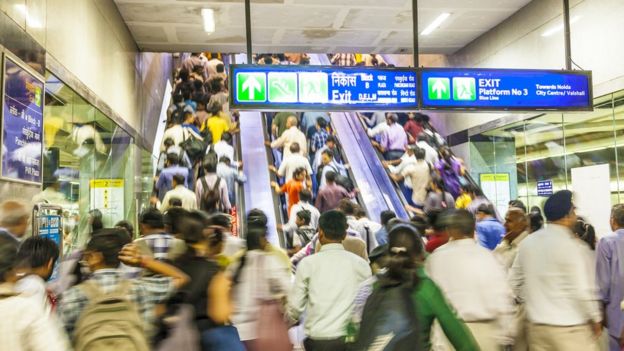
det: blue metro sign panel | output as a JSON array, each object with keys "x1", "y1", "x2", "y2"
[
  {"x1": 230, "y1": 65, "x2": 418, "y2": 111},
  {"x1": 420, "y1": 68, "x2": 592, "y2": 111},
  {"x1": 230, "y1": 65, "x2": 593, "y2": 111}
]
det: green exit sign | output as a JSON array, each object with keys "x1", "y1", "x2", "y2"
[{"x1": 236, "y1": 72, "x2": 266, "y2": 102}]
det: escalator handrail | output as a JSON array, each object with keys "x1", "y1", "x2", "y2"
[
  {"x1": 232, "y1": 132, "x2": 247, "y2": 238},
  {"x1": 326, "y1": 119, "x2": 369, "y2": 216},
  {"x1": 262, "y1": 113, "x2": 287, "y2": 249},
  {"x1": 352, "y1": 112, "x2": 413, "y2": 213}
]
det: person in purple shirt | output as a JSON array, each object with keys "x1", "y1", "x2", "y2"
[
  {"x1": 596, "y1": 204, "x2": 624, "y2": 351},
  {"x1": 375, "y1": 113, "x2": 407, "y2": 161},
  {"x1": 475, "y1": 204, "x2": 505, "y2": 250},
  {"x1": 435, "y1": 148, "x2": 464, "y2": 199},
  {"x1": 156, "y1": 153, "x2": 190, "y2": 201}
]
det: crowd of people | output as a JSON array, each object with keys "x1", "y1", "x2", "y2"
[
  {"x1": 2, "y1": 187, "x2": 623, "y2": 351},
  {"x1": 3, "y1": 52, "x2": 623, "y2": 351}
]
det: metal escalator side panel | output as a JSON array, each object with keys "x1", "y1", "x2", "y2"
[
  {"x1": 330, "y1": 112, "x2": 389, "y2": 222},
  {"x1": 238, "y1": 111, "x2": 279, "y2": 246},
  {"x1": 343, "y1": 112, "x2": 409, "y2": 220}
]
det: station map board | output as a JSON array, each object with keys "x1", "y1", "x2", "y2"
[
  {"x1": 231, "y1": 65, "x2": 418, "y2": 110},
  {"x1": 230, "y1": 65, "x2": 593, "y2": 112}
]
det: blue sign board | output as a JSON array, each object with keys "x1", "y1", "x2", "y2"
[
  {"x1": 421, "y1": 68, "x2": 592, "y2": 111},
  {"x1": 230, "y1": 65, "x2": 418, "y2": 110},
  {"x1": 537, "y1": 180, "x2": 554, "y2": 197},
  {"x1": 38, "y1": 214, "x2": 62, "y2": 280},
  {"x1": 2, "y1": 57, "x2": 44, "y2": 183}
]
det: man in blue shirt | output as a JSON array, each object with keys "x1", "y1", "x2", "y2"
[
  {"x1": 475, "y1": 203, "x2": 505, "y2": 250},
  {"x1": 156, "y1": 153, "x2": 190, "y2": 201}
]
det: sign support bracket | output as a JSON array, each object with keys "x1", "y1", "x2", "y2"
[
  {"x1": 245, "y1": 0, "x2": 252, "y2": 64},
  {"x1": 412, "y1": 0, "x2": 419, "y2": 68},
  {"x1": 563, "y1": 0, "x2": 572, "y2": 70}
]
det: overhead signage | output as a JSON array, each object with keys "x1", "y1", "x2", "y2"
[
  {"x1": 2, "y1": 56, "x2": 44, "y2": 183},
  {"x1": 420, "y1": 68, "x2": 592, "y2": 111},
  {"x1": 537, "y1": 180, "x2": 553, "y2": 197},
  {"x1": 230, "y1": 65, "x2": 418, "y2": 110}
]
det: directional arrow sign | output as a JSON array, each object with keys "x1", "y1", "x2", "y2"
[
  {"x1": 236, "y1": 72, "x2": 266, "y2": 102},
  {"x1": 298, "y1": 72, "x2": 328, "y2": 103},
  {"x1": 428, "y1": 77, "x2": 450, "y2": 100},
  {"x1": 452, "y1": 77, "x2": 476, "y2": 101},
  {"x1": 268, "y1": 72, "x2": 297, "y2": 102}
]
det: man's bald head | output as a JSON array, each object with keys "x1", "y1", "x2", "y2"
[
  {"x1": 504, "y1": 207, "x2": 528, "y2": 237},
  {"x1": 286, "y1": 115, "x2": 298, "y2": 128}
]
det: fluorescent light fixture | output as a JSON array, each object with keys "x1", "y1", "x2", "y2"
[
  {"x1": 14, "y1": 4, "x2": 43, "y2": 28},
  {"x1": 541, "y1": 16, "x2": 580, "y2": 37},
  {"x1": 201, "y1": 8, "x2": 215, "y2": 33},
  {"x1": 420, "y1": 12, "x2": 450, "y2": 36}
]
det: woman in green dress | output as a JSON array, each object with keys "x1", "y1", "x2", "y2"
[{"x1": 350, "y1": 223, "x2": 481, "y2": 350}]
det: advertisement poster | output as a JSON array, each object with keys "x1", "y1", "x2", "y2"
[
  {"x1": 479, "y1": 173, "x2": 511, "y2": 218},
  {"x1": 89, "y1": 179, "x2": 124, "y2": 227},
  {"x1": 2, "y1": 57, "x2": 44, "y2": 183}
]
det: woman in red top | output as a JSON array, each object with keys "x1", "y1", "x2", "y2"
[
  {"x1": 404, "y1": 112, "x2": 424, "y2": 144},
  {"x1": 271, "y1": 167, "x2": 311, "y2": 216}
]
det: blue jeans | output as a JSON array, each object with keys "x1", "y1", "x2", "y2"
[{"x1": 200, "y1": 326, "x2": 245, "y2": 351}]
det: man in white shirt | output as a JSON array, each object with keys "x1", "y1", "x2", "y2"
[
  {"x1": 510, "y1": 190, "x2": 602, "y2": 351},
  {"x1": 390, "y1": 147, "x2": 431, "y2": 207},
  {"x1": 160, "y1": 174, "x2": 198, "y2": 212},
  {"x1": 269, "y1": 115, "x2": 307, "y2": 159},
  {"x1": 416, "y1": 134, "x2": 439, "y2": 166},
  {"x1": 283, "y1": 189, "x2": 320, "y2": 232},
  {"x1": 271, "y1": 142, "x2": 312, "y2": 181},
  {"x1": 493, "y1": 208, "x2": 529, "y2": 270},
  {"x1": 210, "y1": 213, "x2": 245, "y2": 258},
  {"x1": 288, "y1": 210, "x2": 371, "y2": 351},
  {"x1": 427, "y1": 209, "x2": 514, "y2": 350},
  {"x1": 493, "y1": 207, "x2": 530, "y2": 351},
  {"x1": 212, "y1": 132, "x2": 237, "y2": 166}
]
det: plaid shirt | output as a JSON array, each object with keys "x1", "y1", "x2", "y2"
[
  {"x1": 57, "y1": 269, "x2": 174, "y2": 338},
  {"x1": 311, "y1": 129, "x2": 329, "y2": 153},
  {"x1": 331, "y1": 53, "x2": 356, "y2": 66},
  {"x1": 142, "y1": 233, "x2": 177, "y2": 260}
]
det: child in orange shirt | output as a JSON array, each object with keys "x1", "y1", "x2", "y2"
[{"x1": 271, "y1": 167, "x2": 311, "y2": 216}]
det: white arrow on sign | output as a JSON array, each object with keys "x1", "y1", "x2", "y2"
[
  {"x1": 242, "y1": 76, "x2": 262, "y2": 99},
  {"x1": 432, "y1": 79, "x2": 447, "y2": 99}
]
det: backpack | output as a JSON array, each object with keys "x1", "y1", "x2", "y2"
[
  {"x1": 200, "y1": 177, "x2": 222, "y2": 212},
  {"x1": 180, "y1": 128, "x2": 206, "y2": 163},
  {"x1": 295, "y1": 226, "x2": 315, "y2": 247},
  {"x1": 74, "y1": 280, "x2": 149, "y2": 351},
  {"x1": 352, "y1": 280, "x2": 420, "y2": 351}
]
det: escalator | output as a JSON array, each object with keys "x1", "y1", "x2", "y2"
[
  {"x1": 238, "y1": 111, "x2": 283, "y2": 247},
  {"x1": 309, "y1": 53, "x2": 410, "y2": 220}
]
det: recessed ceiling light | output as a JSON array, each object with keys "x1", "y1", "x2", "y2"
[
  {"x1": 541, "y1": 16, "x2": 580, "y2": 37},
  {"x1": 201, "y1": 8, "x2": 215, "y2": 34},
  {"x1": 421, "y1": 13, "x2": 451, "y2": 36}
]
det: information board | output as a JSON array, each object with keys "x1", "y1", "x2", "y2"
[
  {"x1": 537, "y1": 180, "x2": 553, "y2": 197},
  {"x1": 479, "y1": 173, "x2": 511, "y2": 218},
  {"x1": 1, "y1": 56, "x2": 44, "y2": 183},
  {"x1": 420, "y1": 68, "x2": 592, "y2": 111},
  {"x1": 230, "y1": 65, "x2": 418, "y2": 110},
  {"x1": 89, "y1": 179, "x2": 125, "y2": 227}
]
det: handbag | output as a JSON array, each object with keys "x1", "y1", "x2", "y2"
[{"x1": 255, "y1": 255, "x2": 293, "y2": 351}]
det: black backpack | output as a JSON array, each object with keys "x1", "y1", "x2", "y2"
[
  {"x1": 352, "y1": 280, "x2": 421, "y2": 351},
  {"x1": 180, "y1": 128, "x2": 207, "y2": 163},
  {"x1": 200, "y1": 177, "x2": 221, "y2": 212},
  {"x1": 295, "y1": 226, "x2": 315, "y2": 247}
]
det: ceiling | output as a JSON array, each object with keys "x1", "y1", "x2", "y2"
[{"x1": 114, "y1": 0, "x2": 532, "y2": 54}]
